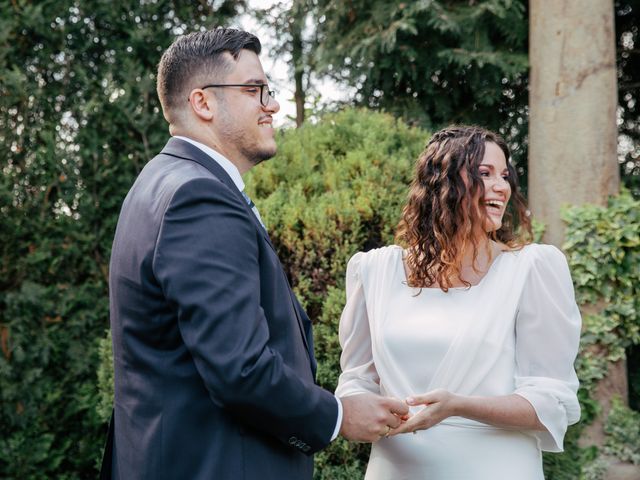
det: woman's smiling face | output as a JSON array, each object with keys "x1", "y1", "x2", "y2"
[{"x1": 478, "y1": 141, "x2": 511, "y2": 232}]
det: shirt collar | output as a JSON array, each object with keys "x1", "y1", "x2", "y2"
[{"x1": 173, "y1": 135, "x2": 245, "y2": 192}]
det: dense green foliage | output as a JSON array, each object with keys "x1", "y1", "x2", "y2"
[
  {"x1": 604, "y1": 397, "x2": 640, "y2": 465},
  {"x1": 313, "y1": 0, "x2": 529, "y2": 164},
  {"x1": 563, "y1": 191, "x2": 640, "y2": 411},
  {"x1": 558, "y1": 192, "x2": 640, "y2": 477},
  {"x1": 247, "y1": 109, "x2": 425, "y2": 390},
  {"x1": 0, "y1": 1, "x2": 242, "y2": 477}
]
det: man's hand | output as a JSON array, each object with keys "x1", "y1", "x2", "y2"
[{"x1": 339, "y1": 393, "x2": 410, "y2": 443}]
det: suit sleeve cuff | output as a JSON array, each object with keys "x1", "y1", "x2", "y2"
[{"x1": 330, "y1": 395, "x2": 343, "y2": 441}]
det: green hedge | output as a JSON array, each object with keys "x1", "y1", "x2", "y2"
[
  {"x1": 558, "y1": 191, "x2": 640, "y2": 478},
  {"x1": 0, "y1": 3, "x2": 241, "y2": 478}
]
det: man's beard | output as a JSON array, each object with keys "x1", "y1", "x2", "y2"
[
  {"x1": 217, "y1": 101, "x2": 277, "y2": 166},
  {"x1": 246, "y1": 146, "x2": 276, "y2": 166}
]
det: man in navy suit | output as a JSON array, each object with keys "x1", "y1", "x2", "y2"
[{"x1": 103, "y1": 28, "x2": 408, "y2": 479}]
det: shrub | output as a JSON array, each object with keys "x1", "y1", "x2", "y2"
[
  {"x1": 549, "y1": 191, "x2": 640, "y2": 478},
  {"x1": 245, "y1": 109, "x2": 426, "y2": 474},
  {"x1": 604, "y1": 397, "x2": 640, "y2": 465}
]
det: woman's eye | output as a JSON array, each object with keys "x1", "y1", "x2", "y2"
[
  {"x1": 480, "y1": 171, "x2": 490, "y2": 177},
  {"x1": 246, "y1": 88, "x2": 259, "y2": 93}
]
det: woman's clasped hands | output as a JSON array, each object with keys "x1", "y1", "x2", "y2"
[{"x1": 388, "y1": 389, "x2": 460, "y2": 437}]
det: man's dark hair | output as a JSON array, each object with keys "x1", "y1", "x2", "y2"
[{"x1": 157, "y1": 28, "x2": 261, "y2": 123}]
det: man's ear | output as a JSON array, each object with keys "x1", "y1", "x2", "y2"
[{"x1": 187, "y1": 89, "x2": 215, "y2": 121}]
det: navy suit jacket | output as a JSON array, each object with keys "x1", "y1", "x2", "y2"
[{"x1": 105, "y1": 137, "x2": 338, "y2": 479}]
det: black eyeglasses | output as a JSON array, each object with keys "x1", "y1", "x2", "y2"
[{"x1": 200, "y1": 83, "x2": 276, "y2": 107}]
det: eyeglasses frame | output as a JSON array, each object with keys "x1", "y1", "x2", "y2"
[{"x1": 196, "y1": 83, "x2": 276, "y2": 107}]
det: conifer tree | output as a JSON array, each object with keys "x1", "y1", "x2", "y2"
[{"x1": 313, "y1": 0, "x2": 529, "y2": 163}]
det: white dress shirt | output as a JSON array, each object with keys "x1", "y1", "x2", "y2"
[{"x1": 173, "y1": 136, "x2": 343, "y2": 441}]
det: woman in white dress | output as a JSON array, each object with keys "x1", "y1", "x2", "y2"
[{"x1": 335, "y1": 126, "x2": 582, "y2": 479}]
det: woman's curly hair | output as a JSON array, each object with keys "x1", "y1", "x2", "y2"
[{"x1": 395, "y1": 125, "x2": 532, "y2": 291}]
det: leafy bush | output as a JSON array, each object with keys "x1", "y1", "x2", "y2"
[
  {"x1": 553, "y1": 191, "x2": 640, "y2": 477},
  {"x1": 247, "y1": 108, "x2": 425, "y2": 390},
  {"x1": 563, "y1": 192, "x2": 640, "y2": 414},
  {"x1": 604, "y1": 397, "x2": 640, "y2": 465}
]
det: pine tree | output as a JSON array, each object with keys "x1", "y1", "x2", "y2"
[{"x1": 313, "y1": 0, "x2": 529, "y2": 165}]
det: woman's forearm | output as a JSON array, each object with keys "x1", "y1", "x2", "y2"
[
  {"x1": 391, "y1": 389, "x2": 547, "y2": 435},
  {"x1": 451, "y1": 393, "x2": 546, "y2": 431}
]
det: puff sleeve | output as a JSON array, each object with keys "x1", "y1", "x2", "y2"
[
  {"x1": 514, "y1": 244, "x2": 582, "y2": 452},
  {"x1": 335, "y1": 252, "x2": 381, "y2": 397}
]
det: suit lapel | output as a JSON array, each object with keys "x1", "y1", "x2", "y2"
[{"x1": 159, "y1": 137, "x2": 313, "y2": 363}]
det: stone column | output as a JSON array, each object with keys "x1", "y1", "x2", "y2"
[{"x1": 529, "y1": 0, "x2": 619, "y2": 247}]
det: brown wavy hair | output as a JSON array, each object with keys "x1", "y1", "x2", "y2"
[{"x1": 395, "y1": 125, "x2": 532, "y2": 291}]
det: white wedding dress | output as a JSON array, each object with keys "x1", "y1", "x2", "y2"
[{"x1": 335, "y1": 244, "x2": 581, "y2": 480}]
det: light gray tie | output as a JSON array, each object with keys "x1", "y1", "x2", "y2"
[{"x1": 241, "y1": 191, "x2": 266, "y2": 230}]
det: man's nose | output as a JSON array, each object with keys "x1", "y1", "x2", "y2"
[{"x1": 264, "y1": 97, "x2": 280, "y2": 113}]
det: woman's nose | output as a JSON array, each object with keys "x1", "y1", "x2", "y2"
[{"x1": 493, "y1": 177, "x2": 509, "y2": 192}]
